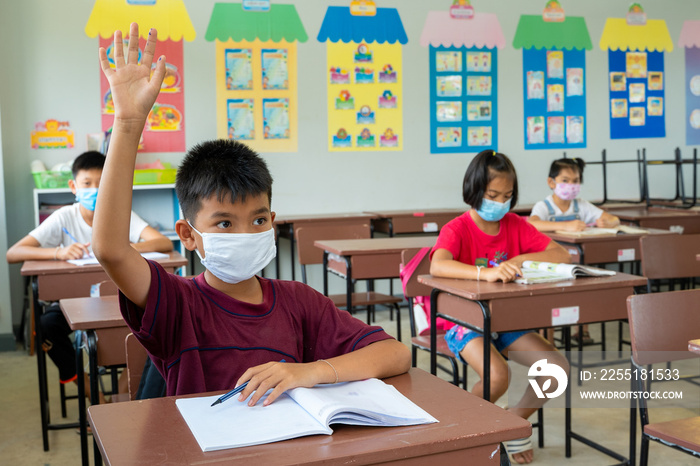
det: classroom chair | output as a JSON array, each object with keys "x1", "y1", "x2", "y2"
[
  {"x1": 296, "y1": 225, "x2": 403, "y2": 340},
  {"x1": 640, "y1": 233, "x2": 700, "y2": 293},
  {"x1": 626, "y1": 289, "x2": 700, "y2": 466},
  {"x1": 400, "y1": 248, "x2": 467, "y2": 389},
  {"x1": 125, "y1": 333, "x2": 149, "y2": 401}
]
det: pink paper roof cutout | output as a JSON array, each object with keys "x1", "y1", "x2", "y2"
[
  {"x1": 420, "y1": 11, "x2": 506, "y2": 49},
  {"x1": 679, "y1": 20, "x2": 700, "y2": 48}
]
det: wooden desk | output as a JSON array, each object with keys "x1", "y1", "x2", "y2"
[
  {"x1": 21, "y1": 252, "x2": 186, "y2": 459},
  {"x1": 60, "y1": 296, "x2": 127, "y2": 466},
  {"x1": 606, "y1": 206, "x2": 700, "y2": 234},
  {"x1": 88, "y1": 368, "x2": 531, "y2": 466},
  {"x1": 364, "y1": 209, "x2": 463, "y2": 236},
  {"x1": 689, "y1": 340, "x2": 700, "y2": 354},
  {"x1": 418, "y1": 273, "x2": 647, "y2": 464},
  {"x1": 546, "y1": 228, "x2": 676, "y2": 266},
  {"x1": 274, "y1": 213, "x2": 377, "y2": 281},
  {"x1": 315, "y1": 236, "x2": 438, "y2": 341}
]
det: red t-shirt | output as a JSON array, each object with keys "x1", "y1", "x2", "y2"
[
  {"x1": 431, "y1": 211, "x2": 551, "y2": 266},
  {"x1": 120, "y1": 261, "x2": 393, "y2": 396}
]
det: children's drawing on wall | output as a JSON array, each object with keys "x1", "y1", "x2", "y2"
[
  {"x1": 436, "y1": 51, "x2": 462, "y2": 72},
  {"x1": 225, "y1": 49, "x2": 253, "y2": 90},
  {"x1": 626, "y1": 52, "x2": 647, "y2": 78},
  {"x1": 647, "y1": 97, "x2": 663, "y2": 116},
  {"x1": 647, "y1": 71, "x2": 663, "y2": 91},
  {"x1": 467, "y1": 126, "x2": 492, "y2": 146},
  {"x1": 629, "y1": 107, "x2": 645, "y2": 126},
  {"x1": 467, "y1": 101, "x2": 491, "y2": 121},
  {"x1": 31, "y1": 119, "x2": 75, "y2": 149},
  {"x1": 227, "y1": 99, "x2": 255, "y2": 140},
  {"x1": 262, "y1": 49, "x2": 289, "y2": 90},
  {"x1": 547, "y1": 116, "x2": 564, "y2": 143},
  {"x1": 611, "y1": 99, "x2": 628, "y2": 118},
  {"x1": 147, "y1": 104, "x2": 182, "y2": 132},
  {"x1": 692, "y1": 75, "x2": 700, "y2": 96},
  {"x1": 610, "y1": 72, "x2": 626, "y2": 91},
  {"x1": 547, "y1": 51, "x2": 564, "y2": 78},
  {"x1": 691, "y1": 110, "x2": 700, "y2": 130},
  {"x1": 437, "y1": 127, "x2": 462, "y2": 148},
  {"x1": 466, "y1": 51, "x2": 491, "y2": 72},
  {"x1": 527, "y1": 116, "x2": 545, "y2": 144},
  {"x1": 467, "y1": 76, "x2": 491, "y2": 96},
  {"x1": 437, "y1": 76, "x2": 462, "y2": 97},
  {"x1": 547, "y1": 84, "x2": 564, "y2": 112},
  {"x1": 629, "y1": 83, "x2": 645, "y2": 103},
  {"x1": 437, "y1": 101, "x2": 462, "y2": 122},
  {"x1": 262, "y1": 98, "x2": 290, "y2": 139},
  {"x1": 566, "y1": 68, "x2": 583, "y2": 96},
  {"x1": 527, "y1": 71, "x2": 545, "y2": 99},
  {"x1": 566, "y1": 115, "x2": 584, "y2": 143}
]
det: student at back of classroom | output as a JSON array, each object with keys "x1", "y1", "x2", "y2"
[
  {"x1": 91, "y1": 23, "x2": 411, "y2": 407},
  {"x1": 6, "y1": 151, "x2": 173, "y2": 396}
]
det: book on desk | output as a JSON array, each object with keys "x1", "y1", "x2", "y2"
[
  {"x1": 515, "y1": 260, "x2": 616, "y2": 285},
  {"x1": 553, "y1": 225, "x2": 649, "y2": 237},
  {"x1": 175, "y1": 378, "x2": 438, "y2": 452},
  {"x1": 66, "y1": 251, "x2": 169, "y2": 266}
]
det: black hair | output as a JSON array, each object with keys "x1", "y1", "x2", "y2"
[
  {"x1": 462, "y1": 150, "x2": 518, "y2": 210},
  {"x1": 549, "y1": 157, "x2": 586, "y2": 183},
  {"x1": 72, "y1": 151, "x2": 106, "y2": 179},
  {"x1": 175, "y1": 139, "x2": 273, "y2": 222}
]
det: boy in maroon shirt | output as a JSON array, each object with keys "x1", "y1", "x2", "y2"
[{"x1": 93, "y1": 24, "x2": 410, "y2": 404}]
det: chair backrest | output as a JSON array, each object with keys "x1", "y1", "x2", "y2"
[
  {"x1": 639, "y1": 234, "x2": 700, "y2": 280},
  {"x1": 400, "y1": 248, "x2": 433, "y2": 298},
  {"x1": 125, "y1": 333, "x2": 149, "y2": 401},
  {"x1": 295, "y1": 223, "x2": 371, "y2": 265},
  {"x1": 626, "y1": 289, "x2": 700, "y2": 366}
]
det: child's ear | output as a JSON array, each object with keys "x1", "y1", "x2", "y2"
[
  {"x1": 175, "y1": 219, "x2": 197, "y2": 251},
  {"x1": 68, "y1": 179, "x2": 77, "y2": 195},
  {"x1": 547, "y1": 177, "x2": 557, "y2": 190}
]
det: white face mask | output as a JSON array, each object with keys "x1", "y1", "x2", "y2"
[{"x1": 188, "y1": 222, "x2": 277, "y2": 284}]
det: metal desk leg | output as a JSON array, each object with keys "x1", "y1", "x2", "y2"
[
  {"x1": 87, "y1": 331, "x2": 103, "y2": 466},
  {"x1": 32, "y1": 278, "x2": 50, "y2": 452},
  {"x1": 75, "y1": 330, "x2": 89, "y2": 466},
  {"x1": 429, "y1": 289, "x2": 439, "y2": 375}
]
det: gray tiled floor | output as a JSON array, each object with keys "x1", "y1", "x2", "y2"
[{"x1": 1, "y1": 311, "x2": 698, "y2": 465}]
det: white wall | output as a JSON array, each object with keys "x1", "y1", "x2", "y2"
[{"x1": 2, "y1": 0, "x2": 698, "y2": 332}]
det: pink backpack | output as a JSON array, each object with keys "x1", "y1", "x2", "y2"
[{"x1": 399, "y1": 247, "x2": 453, "y2": 336}]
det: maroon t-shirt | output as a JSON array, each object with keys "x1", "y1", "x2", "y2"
[{"x1": 120, "y1": 260, "x2": 393, "y2": 396}]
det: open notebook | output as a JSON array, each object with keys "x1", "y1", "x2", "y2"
[
  {"x1": 554, "y1": 225, "x2": 648, "y2": 237},
  {"x1": 515, "y1": 260, "x2": 615, "y2": 285},
  {"x1": 67, "y1": 251, "x2": 169, "y2": 266},
  {"x1": 176, "y1": 378, "x2": 438, "y2": 452}
]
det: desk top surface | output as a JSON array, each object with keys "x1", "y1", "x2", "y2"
[
  {"x1": 20, "y1": 251, "x2": 187, "y2": 276},
  {"x1": 274, "y1": 212, "x2": 377, "y2": 225},
  {"x1": 418, "y1": 272, "x2": 647, "y2": 301},
  {"x1": 315, "y1": 236, "x2": 438, "y2": 255},
  {"x1": 59, "y1": 295, "x2": 124, "y2": 331},
  {"x1": 87, "y1": 368, "x2": 530, "y2": 466},
  {"x1": 546, "y1": 227, "x2": 675, "y2": 244},
  {"x1": 364, "y1": 208, "x2": 465, "y2": 218},
  {"x1": 608, "y1": 206, "x2": 700, "y2": 219}
]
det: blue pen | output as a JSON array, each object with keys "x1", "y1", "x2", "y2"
[
  {"x1": 210, "y1": 359, "x2": 286, "y2": 407},
  {"x1": 62, "y1": 227, "x2": 80, "y2": 244}
]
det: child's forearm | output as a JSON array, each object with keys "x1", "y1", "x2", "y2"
[
  {"x1": 131, "y1": 237, "x2": 174, "y2": 253},
  {"x1": 323, "y1": 339, "x2": 411, "y2": 383},
  {"x1": 6, "y1": 245, "x2": 55, "y2": 263},
  {"x1": 527, "y1": 217, "x2": 559, "y2": 232},
  {"x1": 513, "y1": 242, "x2": 571, "y2": 265},
  {"x1": 430, "y1": 259, "x2": 481, "y2": 280}
]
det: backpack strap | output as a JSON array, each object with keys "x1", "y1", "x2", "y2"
[{"x1": 399, "y1": 247, "x2": 431, "y2": 298}]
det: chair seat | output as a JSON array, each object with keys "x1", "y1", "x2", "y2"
[
  {"x1": 645, "y1": 416, "x2": 700, "y2": 454},
  {"x1": 411, "y1": 334, "x2": 458, "y2": 359},
  {"x1": 329, "y1": 292, "x2": 402, "y2": 308}
]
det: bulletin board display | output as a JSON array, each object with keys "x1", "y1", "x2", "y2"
[
  {"x1": 685, "y1": 47, "x2": 700, "y2": 145},
  {"x1": 215, "y1": 39, "x2": 298, "y2": 152},
  {"x1": 522, "y1": 47, "x2": 586, "y2": 150},
  {"x1": 99, "y1": 37, "x2": 186, "y2": 153},
  {"x1": 608, "y1": 50, "x2": 665, "y2": 139},
  {"x1": 326, "y1": 41, "x2": 402, "y2": 151},
  {"x1": 430, "y1": 46, "x2": 498, "y2": 154}
]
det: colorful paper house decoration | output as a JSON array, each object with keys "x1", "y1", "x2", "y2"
[
  {"x1": 421, "y1": 10, "x2": 505, "y2": 153},
  {"x1": 679, "y1": 20, "x2": 700, "y2": 146},
  {"x1": 599, "y1": 10, "x2": 673, "y2": 139},
  {"x1": 318, "y1": 6, "x2": 407, "y2": 151},
  {"x1": 85, "y1": 0, "x2": 195, "y2": 153},
  {"x1": 513, "y1": 5, "x2": 591, "y2": 150},
  {"x1": 206, "y1": 3, "x2": 307, "y2": 153}
]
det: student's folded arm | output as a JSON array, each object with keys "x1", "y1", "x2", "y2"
[
  {"x1": 327, "y1": 339, "x2": 411, "y2": 382},
  {"x1": 527, "y1": 216, "x2": 558, "y2": 232},
  {"x1": 597, "y1": 211, "x2": 620, "y2": 228},
  {"x1": 131, "y1": 226, "x2": 174, "y2": 253},
  {"x1": 430, "y1": 248, "x2": 479, "y2": 279},
  {"x1": 6, "y1": 236, "x2": 47, "y2": 263}
]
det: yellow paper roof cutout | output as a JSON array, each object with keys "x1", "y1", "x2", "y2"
[
  {"x1": 599, "y1": 18, "x2": 673, "y2": 52},
  {"x1": 85, "y1": 0, "x2": 195, "y2": 41}
]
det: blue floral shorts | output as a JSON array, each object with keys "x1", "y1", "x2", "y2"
[{"x1": 444, "y1": 325, "x2": 533, "y2": 363}]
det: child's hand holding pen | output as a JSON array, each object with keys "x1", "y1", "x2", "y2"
[
  {"x1": 484, "y1": 260, "x2": 522, "y2": 283},
  {"x1": 58, "y1": 227, "x2": 91, "y2": 260}
]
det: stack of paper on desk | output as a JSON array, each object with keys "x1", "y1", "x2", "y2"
[
  {"x1": 554, "y1": 225, "x2": 648, "y2": 237},
  {"x1": 176, "y1": 378, "x2": 438, "y2": 452},
  {"x1": 67, "y1": 251, "x2": 169, "y2": 266},
  {"x1": 515, "y1": 260, "x2": 616, "y2": 285}
]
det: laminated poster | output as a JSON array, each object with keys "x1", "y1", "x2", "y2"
[
  {"x1": 378, "y1": 90, "x2": 397, "y2": 108},
  {"x1": 527, "y1": 116, "x2": 545, "y2": 144},
  {"x1": 436, "y1": 51, "x2": 462, "y2": 72},
  {"x1": 262, "y1": 98, "x2": 290, "y2": 139},
  {"x1": 527, "y1": 71, "x2": 545, "y2": 99},
  {"x1": 629, "y1": 107, "x2": 645, "y2": 126},
  {"x1": 436, "y1": 101, "x2": 462, "y2": 122},
  {"x1": 691, "y1": 75, "x2": 700, "y2": 96},
  {"x1": 335, "y1": 90, "x2": 355, "y2": 110},
  {"x1": 467, "y1": 126, "x2": 492, "y2": 146},
  {"x1": 467, "y1": 101, "x2": 492, "y2": 121},
  {"x1": 648, "y1": 72, "x2": 663, "y2": 91},
  {"x1": 547, "y1": 84, "x2": 565, "y2": 112},
  {"x1": 332, "y1": 128, "x2": 352, "y2": 147},
  {"x1": 547, "y1": 116, "x2": 565, "y2": 144},
  {"x1": 647, "y1": 97, "x2": 663, "y2": 116},
  {"x1": 357, "y1": 105, "x2": 376, "y2": 124},
  {"x1": 611, "y1": 99, "x2": 628, "y2": 118},
  {"x1": 437, "y1": 76, "x2": 462, "y2": 96},
  {"x1": 437, "y1": 127, "x2": 462, "y2": 148},
  {"x1": 225, "y1": 49, "x2": 253, "y2": 90},
  {"x1": 691, "y1": 110, "x2": 700, "y2": 130},
  {"x1": 466, "y1": 76, "x2": 492, "y2": 96},
  {"x1": 547, "y1": 51, "x2": 564, "y2": 79},
  {"x1": 261, "y1": 49, "x2": 289, "y2": 90},
  {"x1": 379, "y1": 128, "x2": 398, "y2": 147},
  {"x1": 227, "y1": 99, "x2": 255, "y2": 140},
  {"x1": 629, "y1": 83, "x2": 646, "y2": 103},
  {"x1": 466, "y1": 51, "x2": 491, "y2": 73},
  {"x1": 357, "y1": 127, "x2": 375, "y2": 147},
  {"x1": 566, "y1": 116, "x2": 583, "y2": 144},
  {"x1": 610, "y1": 72, "x2": 626, "y2": 91},
  {"x1": 626, "y1": 52, "x2": 647, "y2": 78},
  {"x1": 566, "y1": 68, "x2": 583, "y2": 96}
]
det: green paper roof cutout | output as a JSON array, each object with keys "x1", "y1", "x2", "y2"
[
  {"x1": 205, "y1": 3, "x2": 308, "y2": 43},
  {"x1": 513, "y1": 15, "x2": 592, "y2": 50}
]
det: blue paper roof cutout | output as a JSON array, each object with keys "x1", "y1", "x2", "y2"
[{"x1": 317, "y1": 6, "x2": 408, "y2": 44}]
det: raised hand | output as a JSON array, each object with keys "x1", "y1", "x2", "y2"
[{"x1": 98, "y1": 22, "x2": 166, "y2": 125}]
